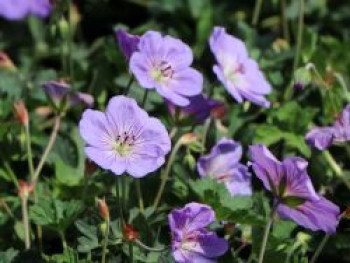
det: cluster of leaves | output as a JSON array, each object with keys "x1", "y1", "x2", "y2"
[{"x1": 1, "y1": 0, "x2": 350, "y2": 262}]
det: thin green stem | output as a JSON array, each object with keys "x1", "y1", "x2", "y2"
[
  {"x1": 293, "y1": 0, "x2": 304, "y2": 71},
  {"x1": 201, "y1": 117, "x2": 212, "y2": 154},
  {"x1": 68, "y1": 0, "x2": 74, "y2": 86},
  {"x1": 322, "y1": 151, "x2": 350, "y2": 189},
  {"x1": 124, "y1": 76, "x2": 134, "y2": 95},
  {"x1": 21, "y1": 196, "x2": 31, "y2": 250},
  {"x1": 60, "y1": 231, "x2": 67, "y2": 251},
  {"x1": 141, "y1": 89, "x2": 149, "y2": 108},
  {"x1": 3, "y1": 159, "x2": 19, "y2": 190},
  {"x1": 135, "y1": 180, "x2": 144, "y2": 213},
  {"x1": 258, "y1": 206, "x2": 277, "y2": 263},
  {"x1": 101, "y1": 219, "x2": 110, "y2": 263},
  {"x1": 281, "y1": 0, "x2": 290, "y2": 42},
  {"x1": 135, "y1": 239, "x2": 166, "y2": 252},
  {"x1": 32, "y1": 115, "x2": 61, "y2": 186},
  {"x1": 153, "y1": 139, "x2": 183, "y2": 210},
  {"x1": 116, "y1": 177, "x2": 124, "y2": 224},
  {"x1": 310, "y1": 234, "x2": 330, "y2": 263},
  {"x1": 24, "y1": 125, "x2": 35, "y2": 180},
  {"x1": 252, "y1": 0, "x2": 264, "y2": 26},
  {"x1": 0, "y1": 198, "x2": 14, "y2": 219},
  {"x1": 128, "y1": 242, "x2": 134, "y2": 263}
]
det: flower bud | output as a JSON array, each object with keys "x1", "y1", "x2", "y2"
[
  {"x1": 210, "y1": 104, "x2": 226, "y2": 119},
  {"x1": 123, "y1": 224, "x2": 139, "y2": 241},
  {"x1": 0, "y1": 52, "x2": 16, "y2": 71},
  {"x1": 293, "y1": 67, "x2": 312, "y2": 90},
  {"x1": 18, "y1": 180, "x2": 34, "y2": 198},
  {"x1": 13, "y1": 100, "x2": 29, "y2": 127},
  {"x1": 97, "y1": 199, "x2": 109, "y2": 221},
  {"x1": 179, "y1": 133, "x2": 198, "y2": 145},
  {"x1": 344, "y1": 206, "x2": 350, "y2": 219},
  {"x1": 58, "y1": 18, "x2": 70, "y2": 40}
]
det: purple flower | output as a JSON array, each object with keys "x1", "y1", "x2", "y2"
[
  {"x1": 197, "y1": 138, "x2": 252, "y2": 196},
  {"x1": 41, "y1": 80, "x2": 94, "y2": 108},
  {"x1": 0, "y1": 0, "x2": 52, "y2": 20},
  {"x1": 169, "y1": 202, "x2": 228, "y2": 262},
  {"x1": 79, "y1": 95, "x2": 171, "y2": 178},
  {"x1": 209, "y1": 27, "x2": 271, "y2": 107},
  {"x1": 130, "y1": 31, "x2": 203, "y2": 107},
  {"x1": 305, "y1": 127, "x2": 335, "y2": 150},
  {"x1": 166, "y1": 94, "x2": 223, "y2": 125},
  {"x1": 115, "y1": 28, "x2": 140, "y2": 60},
  {"x1": 306, "y1": 104, "x2": 350, "y2": 150},
  {"x1": 249, "y1": 144, "x2": 340, "y2": 234}
]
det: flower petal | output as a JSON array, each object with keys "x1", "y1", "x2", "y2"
[{"x1": 168, "y1": 68, "x2": 203, "y2": 96}]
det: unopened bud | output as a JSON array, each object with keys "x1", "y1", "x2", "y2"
[
  {"x1": 272, "y1": 38, "x2": 290, "y2": 53},
  {"x1": 210, "y1": 104, "x2": 226, "y2": 119},
  {"x1": 58, "y1": 18, "x2": 70, "y2": 40},
  {"x1": 18, "y1": 180, "x2": 34, "y2": 198},
  {"x1": 179, "y1": 133, "x2": 198, "y2": 145},
  {"x1": 14, "y1": 100, "x2": 29, "y2": 127},
  {"x1": 123, "y1": 224, "x2": 139, "y2": 241},
  {"x1": 85, "y1": 160, "x2": 98, "y2": 178},
  {"x1": 97, "y1": 199, "x2": 109, "y2": 220},
  {"x1": 293, "y1": 67, "x2": 312, "y2": 90},
  {"x1": 343, "y1": 206, "x2": 350, "y2": 219},
  {"x1": 0, "y1": 52, "x2": 16, "y2": 71}
]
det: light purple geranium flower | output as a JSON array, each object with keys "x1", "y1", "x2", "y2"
[
  {"x1": 306, "y1": 104, "x2": 350, "y2": 150},
  {"x1": 197, "y1": 138, "x2": 252, "y2": 196},
  {"x1": 249, "y1": 144, "x2": 340, "y2": 234},
  {"x1": 115, "y1": 28, "x2": 140, "y2": 60},
  {"x1": 166, "y1": 94, "x2": 223, "y2": 125},
  {"x1": 209, "y1": 27, "x2": 271, "y2": 107},
  {"x1": 79, "y1": 95, "x2": 171, "y2": 178},
  {"x1": 169, "y1": 202, "x2": 228, "y2": 263},
  {"x1": 130, "y1": 31, "x2": 203, "y2": 107},
  {"x1": 41, "y1": 80, "x2": 94, "y2": 109},
  {"x1": 0, "y1": 0, "x2": 52, "y2": 20}
]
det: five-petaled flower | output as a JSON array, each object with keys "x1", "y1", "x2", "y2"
[
  {"x1": 130, "y1": 31, "x2": 203, "y2": 106},
  {"x1": 169, "y1": 202, "x2": 228, "y2": 263},
  {"x1": 197, "y1": 138, "x2": 252, "y2": 196},
  {"x1": 0, "y1": 0, "x2": 52, "y2": 20},
  {"x1": 306, "y1": 104, "x2": 350, "y2": 150},
  {"x1": 249, "y1": 144, "x2": 340, "y2": 233},
  {"x1": 209, "y1": 27, "x2": 272, "y2": 107},
  {"x1": 79, "y1": 95, "x2": 171, "y2": 178}
]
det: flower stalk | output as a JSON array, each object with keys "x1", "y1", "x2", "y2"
[
  {"x1": 101, "y1": 217, "x2": 110, "y2": 263},
  {"x1": 323, "y1": 150, "x2": 350, "y2": 189},
  {"x1": 21, "y1": 195, "x2": 30, "y2": 249},
  {"x1": 252, "y1": 0, "x2": 264, "y2": 26},
  {"x1": 258, "y1": 205, "x2": 277, "y2": 263},
  {"x1": 310, "y1": 234, "x2": 330, "y2": 263}
]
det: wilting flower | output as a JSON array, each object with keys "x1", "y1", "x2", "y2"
[
  {"x1": 249, "y1": 144, "x2": 340, "y2": 233},
  {"x1": 306, "y1": 104, "x2": 350, "y2": 150},
  {"x1": 130, "y1": 31, "x2": 203, "y2": 106},
  {"x1": 197, "y1": 138, "x2": 252, "y2": 196},
  {"x1": 0, "y1": 0, "x2": 52, "y2": 20},
  {"x1": 79, "y1": 95, "x2": 171, "y2": 178},
  {"x1": 41, "y1": 80, "x2": 94, "y2": 109},
  {"x1": 13, "y1": 100, "x2": 29, "y2": 127},
  {"x1": 209, "y1": 27, "x2": 271, "y2": 107},
  {"x1": 115, "y1": 28, "x2": 140, "y2": 60},
  {"x1": 169, "y1": 202, "x2": 228, "y2": 262},
  {"x1": 166, "y1": 94, "x2": 223, "y2": 125}
]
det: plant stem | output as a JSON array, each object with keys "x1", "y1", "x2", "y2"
[
  {"x1": 258, "y1": 206, "x2": 277, "y2": 263},
  {"x1": 3, "y1": 159, "x2": 19, "y2": 190},
  {"x1": 134, "y1": 239, "x2": 166, "y2": 252},
  {"x1": 128, "y1": 242, "x2": 134, "y2": 263},
  {"x1": 101, "y1": 219, "x2": 110, "y2": 263},
  {"x1": 280, "y1": 0, "x2": 290, "y2": 42},
  {"x1": 68, "y1": 0, "x2": 74, "y2": 86},
  {"x1": 124, "y1": 76, "x2": 134, "y2": 96},
  {"x1": 323, "y1": 150, "x2": 350, "y2": 189},
  {"x1": 293, "y1": 0, "x2": 304, "y2": 71},
  {"x1": 116, "y1": 177, "x2": 124, "y2": 224},
  {"x1": 135, "y1": 180, "x2": 144, "y2": 213},
  {"x1": 21, "y1": 196, "x2": 30, "y2": 249},
  {"x1": 310, "y1": 235, "x2": 330, "y2": 263},
  {"x1": 0, "y1": 198, "x2": 14, "y2": 218},
  {"x1": 32, "y1": 115, "x2": 61, "y2": 186},
  {"x1": 24, "y1": 125, "x2": 35, "y2": 180},
  {"x1": 153, "y1": 139, "x2": 183, "y2": 210},
  {"x1": 201, "y1": 117, "x2": 212, "y2": 154},
  {"x1": 141, "y1": 89, "x2": 149, "y2": 108},
  {"x1": 252, "y1": 0, "x2": 264, "y2": 26},
  {"x1": 60, "y1": 231, "x2": 67, "y2": 250}
]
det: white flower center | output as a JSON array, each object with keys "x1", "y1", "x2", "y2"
[
  {"x1": 112, "y1": 131, "x2": 137, "y2": 157},
  {"x1": 150, "y1": 60, "x2": 174, "y2": 83}
]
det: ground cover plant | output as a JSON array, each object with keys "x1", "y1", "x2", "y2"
[{"x1": 0, "y1": 0, "x2": 350, "y2": 262}]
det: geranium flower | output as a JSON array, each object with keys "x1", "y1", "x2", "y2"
[
  {"x1": 115, "y1": 28, "x2": 140, "y2": 60},
  {"x1": 169, "y1": 202, "x2": 228, "y2": 263},
  {"x1": 166, "y1": 94, "x2": 223, "y2": 125},
  {"x1": 79, "y1": 95, "x2": 171, "y2": 178},
  {"x1": 306, "y1": 104, "x2": 350, "y2": 150},
  {"x1": 209, "y1": 27, "x2": 271, "y2": 107},
  {"x1": 249, "y1": 144, "x2": 340, "y2": 233},
  {"x1": 197, "y1": 138, "x2": 252, "y2": 196},
  {"x1": 41, "y1": 80, "x2": 94, "y2": 109},
  {"x1": 0, "y1": 0, "x2": 52, "y2": 20},
  {"x1": 130, "y1": 31, "x2": 203, "y2": 106}
]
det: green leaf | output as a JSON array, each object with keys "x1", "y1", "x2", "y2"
[
  {"x1": 0, "y1": 249, "x2": 18, "y2": 263},
  {"x1": 75, "y1": 220, "x2": 99, "y2": 253},
  {"x1": 254, "y1": 125, "x2": 284, "y2": 145}
]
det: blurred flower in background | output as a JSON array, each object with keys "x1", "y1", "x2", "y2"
[
  {"x1": 209, "y1": 27, "x2": 271, "y2": 107},
  {"x1": 115, "y1": 28, "x2": 140, "y2": 61},
  {"x1": 0, "y1": 0, "x2": 52, "y2": 20}
]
